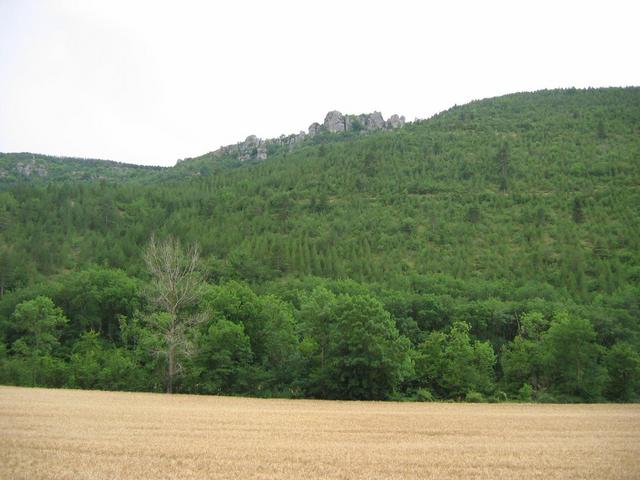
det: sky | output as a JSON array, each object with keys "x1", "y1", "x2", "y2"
[{"x1": 0, "y1": 0, "x2": 638, "y2": 167}]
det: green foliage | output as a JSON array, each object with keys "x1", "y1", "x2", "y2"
[
  {"x1": 0, "y1": 152, "x2": 163, "y2": 188},
  {"x1": 415, "y1": 388, "x2": 435, "y2": 402},
  {"x1": 307, "y1": 294, "x2": 413, "y2": 400},
  {"x1": 542, "y1": 312, "x2": 608, "y2": 401},
  {"x1": 10, "y1": 296, "x2": 68, "y2": 386},
  {"x1": 297, "y1": 287, "x2": 339, "y2": 397},
  {"x1": 291, "y1": 290, "x2": 416, "y2": 399},
  {"x1": 2, "y1": 88, "x2": 638, "y2": 304},
  {"x1": 464, "y1": 391, "x2": 485, "y2": 403},
  {"x1": 202, "y1": 281, "x2": 299, "y2": 394},
  {"x1": 500, "y1": 312, "x2": 548, "y2": 393},
  {"x1": 57, "y1": 267, "x2": 143, "y2": 341},
  {"x1": 501, "y1": 336, "x2": 545, "y2": 393},
  {"x1": 67, "y1": 331, "x2": 144, "y2": 391},
  {"x1": 518, "y1": 383, "x2": 534, "y2": 401},
  {"x1": 191, "y1": 319, "x2": 253, "y2": 394},
  {"x1": 416, "y1": 321, "x2": 496, "y2": 399},
  {"x1": 502, "y1": 311, "x2": 612, "y2": 401},
  {"x1": 605, "y1": 343, "x2": 640, "y2": 401}
]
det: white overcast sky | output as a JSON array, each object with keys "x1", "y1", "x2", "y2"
[{"x1": 0, "y1": 0, "x2": 638, "y2": 166}]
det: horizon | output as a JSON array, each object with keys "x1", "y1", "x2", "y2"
[{"x1": 1, "y1": 1, "x2": 638, "y2": 166}]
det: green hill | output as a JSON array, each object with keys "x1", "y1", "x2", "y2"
[
  {"x1": 1, "y1": 87, "x2": 639, "y2": 401},
  {"x1": 0, "y1": 152, "x2": 164, "y2": 187}
]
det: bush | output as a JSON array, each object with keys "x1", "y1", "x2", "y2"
[
  {"x1": 489, "y1": 391, "x2": 508, "y2": 403},
  {"x1": 518, "y1": 383, "x2": 533, "y2": 402},
  {"x1": 535, "y1": 391, "x2": 558, "y2": 403},
  {"x1": 465, "y1": 391, "x2": 485, "y2": 403},
  {"x1": 416, "y1": 388, "x2": 435, "y2": 402}
]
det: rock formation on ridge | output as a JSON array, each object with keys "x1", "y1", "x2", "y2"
[{"x1": 211, "y1": 110, "x2": 405, "y2": 162}]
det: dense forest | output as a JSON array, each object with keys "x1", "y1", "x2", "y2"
[{"x1": 1, "y1": 87, "x2": 639, "y2": 402}]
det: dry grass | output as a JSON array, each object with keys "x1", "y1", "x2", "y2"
[{"x1": 1, "y1": 386, "x2": 639, "y2": 479}]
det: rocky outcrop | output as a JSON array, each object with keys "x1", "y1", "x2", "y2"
[
  {"x1": 16, "y1": 160, "x2": 48, "y2": 177},
  {"x1": 324, "y1": 111, "x2": 346, "y2": 133},
  {"x1": 386, "y1": 114, "x2": 406, "y2": 129},
  {"x1": 308, "y1": 122, "x2": 322, "y2": 137},
  {"x1": 212, "y1": 110, "x2": 406, "y2": 162},
  {"x1": 322, "y1": 111, "x2": 401, "y2": 134}
]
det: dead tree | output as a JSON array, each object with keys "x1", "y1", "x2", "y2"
[{"x1": 144, "y1": 236, "x2": 204, "y2": 393}]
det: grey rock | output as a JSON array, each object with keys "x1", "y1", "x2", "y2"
[
  {"x1": 210, "y1": 110, "x2": 407, "y2": 162},
  {"x1": 344, "y1": 112, "x2": 386, "y2": 132},
  {"x1": 324, "y1": 111, "x2": 346, "y2": 133},
  {"x1": 16, "y1": 160, "x2": 48, "y2": 177},
  {"x1": 308, "y1": 122, "x2": 322, "y2": 137},
  {"x1": 365, "y1": 111, "x2": 386, "y2": 130},
  {"x1": 244, "y1": 135, "x2": 259, "y2": 147},
  {"x1": 386, "y1": 114, "x2": 405, "y2": 129},
  {"x1": 295, "y1": 131, "x2": 306, "y2": 144},
  {"x1": 256, "y1": 142, "x2": 268, "y2": 161}
]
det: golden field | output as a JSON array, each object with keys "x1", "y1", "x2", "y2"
[{"x1": 1, "y1": 386, "x2": 639, "y2": 479}]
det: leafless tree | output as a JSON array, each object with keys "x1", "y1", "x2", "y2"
[{"x1": 144, "y1": 236, "x2": 205, "y2": 393}]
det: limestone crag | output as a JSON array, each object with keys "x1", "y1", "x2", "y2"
[
  {"x1": 323, "y1": 111, "x2": 346, "y2": 133},
  {"x1": 308, "y1": 122, "x2": 322, "y2": 136},
  {"x1": 212, "y1": 110, "x2": 405, "y2": 162},
  {"x1": 386, "y1": 114, "x2": 405, "y2": 129},
  {"x1": 16, "y1": 160, "x2": 48, "y2": 177}
]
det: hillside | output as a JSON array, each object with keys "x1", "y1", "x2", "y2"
[
  {"x1": 5, "y1": 87, "x2": 636, "y2": 294},
  {"x1": 0, "y1": 152, "x2": 164, "y2": 187},
  {"x1": 1, "y1": 87, "x2": 639, "y2": 402}
]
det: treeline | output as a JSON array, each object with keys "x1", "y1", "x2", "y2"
[{"x1": 1, "y1": 259, "x2": 638, "y2": 402}]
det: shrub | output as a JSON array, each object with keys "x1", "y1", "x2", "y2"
[
  {"x1": 489, "y1": 391, "x2": 508, "y2": 403},
  {"x1": 465, "y1": 391, "x2": 485, "y2": 403},
  {"x1": 535, "y1": 391, "x2": 558, "y2": 403},
  {"x1": 416, "y1": 388, "x2": 435, "y2": 402},
  {"x1": 518, "y1": 383, "x2": 533, "y2": 402}
]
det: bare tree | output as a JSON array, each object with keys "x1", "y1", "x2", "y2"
[{"x1": 144, "y1": 236, "x2": 205, "y2": 393}]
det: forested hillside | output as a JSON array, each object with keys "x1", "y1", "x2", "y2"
[
  {"x1": 0, "y1": 152, "x2": 164, "y2": 187},
  {"x1": 1, "y1": 87, "x2": 639, "y2": 402}
]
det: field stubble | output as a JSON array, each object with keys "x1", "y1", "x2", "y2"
[{"x1": 1, "y1": 386, "x2": 639, "y2": 479}]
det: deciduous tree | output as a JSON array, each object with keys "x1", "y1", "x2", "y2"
[{"x1": 144, "y1": 236, "x2": 204, "y2": 393}]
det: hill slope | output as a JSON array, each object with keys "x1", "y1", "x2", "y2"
[
  {"x1": 2, "y1": 87, "x2": 640, "y2": 293},
  {"x1": 0, "y1": 152, "x2": 164, "y2": 187}
]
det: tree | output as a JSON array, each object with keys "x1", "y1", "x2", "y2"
[
  {"x1": 67, "y1": 331, "x2": 143, "y2": 391},
  {"x1": 572, "y1": 197, "x2": 584, "y2": 223},
  {"x1": 298, "y1": 287, "x2": 339, "y2": 397},
  {"x1": 143, "y1": 236, "x2": 204, "y2": 393},
  {"x1": 501, "y1": 312, "x2": 548, "y2": 393},
  {"x1": 542, "y1": 312, "x2": 607, "y2": 400},
  {"x1": 0, "y1": 244, "x2": 15, "y2": 297},
  {"x1": 465, "y1": 206, "x2": 481, "y2": 224},
  {"x1": 325, "y1": 294, "x2": 413, "y2": 400},
  {"x1": 202, "y1": 281, "x2": 299, "y2": 394},
  {"x1": 596, "y1": 119, "x2": 607, "y2": 139},
  {"x1": 11, "y1": 296, "x2": 68, "y2": 386},
  {"x1": 496, "y1": 142, "x2": 509, "y2": 192},
  {"x1": 416, "y1": 321, "x2": 496, "y2": 399},
  {"x1": 442, "y1": 322, "x2": 495, "y2": 398},
  {"x1": 605, "y1": 343, "x2": 640, "y2": 401},
  {"x1": 192, "y1": 319, "x2": 253, "y2": 394},
  {"x1": 57, "y1": 267, "x2": 142, "y2": 340}
]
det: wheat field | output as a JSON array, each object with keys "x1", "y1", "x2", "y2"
[{"x1": 1, "y1": 386, "x2": 639, "y2": 479}]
